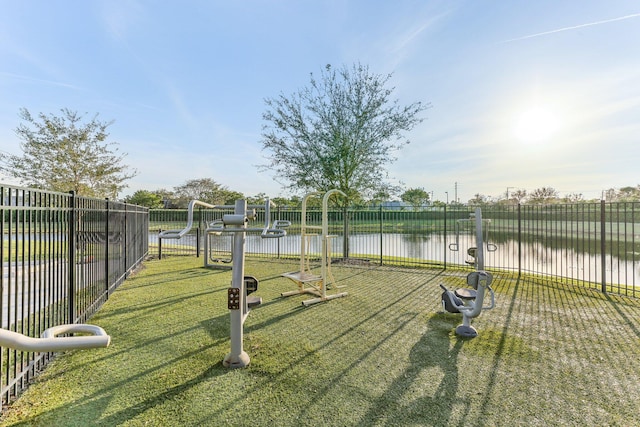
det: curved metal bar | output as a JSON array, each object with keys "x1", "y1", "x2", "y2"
[
  {"x1": 0, "y1": 324, "x2": 110, "y2": 352},
  {"x1": 159, "y1": 199, "x2": 226, "y2": 239}
]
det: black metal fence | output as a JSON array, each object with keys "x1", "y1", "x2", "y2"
[
  {"x1": 151, "y1": 201, "x2": 640, "y2": 298},
  {"x1": 1, "y1": 186, "x2": 148, "y2": 407},
  {"x1": 2, "y1": 195, "x2": 635, "y2": 407}
]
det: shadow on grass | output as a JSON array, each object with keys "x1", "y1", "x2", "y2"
[
  {"x1": 5, "y1": 312, "x2": 232, "y2": 426},
  {"x1": 85, "y1": 361, "x2": 227, "y2": 426},
  {"x1": 287, "y1": 271, "x2": 446, "y2": 422},
  {"x1": 97, "y1": 286, "x2": 229, "y2": 322},
  {"x1": 117, "y1": 266, "x2": 228, "y2": 292},
  {"x1": 7, "y1": 259, "x2": 640, "y2": 426},
  {"x1": 354, "y1": 313, "x2": 466, "y2": 426},
  {"x1": 185, "y1": 269, "x2": 447, "y2": 424},
  {"x1": 476, "y1": 275, "x2": 520, "y2": 423},
  {"x1": 605, "y1": 293, "x2": 640, "y2": 339}
]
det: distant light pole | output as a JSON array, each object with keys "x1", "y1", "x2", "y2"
[
  {"x1": 454, "y1": 182, "x2": 458, "y2": 205},
  {"x1": 445, "y1": 191, "x2": 449, "y2": 205}
]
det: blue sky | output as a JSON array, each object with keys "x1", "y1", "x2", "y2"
[{"x1": 1, "y1": 1, "x2": 639, "y2": 203}]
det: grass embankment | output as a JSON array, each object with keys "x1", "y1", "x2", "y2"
[{"x1": 2, "y1": 257, "x2": 640, "y2": 426}]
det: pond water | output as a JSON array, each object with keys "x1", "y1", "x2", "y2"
[{"x1": 154, "y1": 232, "x2": 640, "y2": 287}]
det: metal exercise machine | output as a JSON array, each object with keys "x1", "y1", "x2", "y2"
[
  {"x1": 281, "y1": 189, "x2": 348, "y2": 307},
  {"x1": 216, "y1": 199, "x2": 289, "y2": 368},
  {"x1": 158, "y1": 199, "x2": 227, "y2": 265},
  {"x1": 206, "y1": 200, "x2": 290, "y2": 269},
  {"x1": 440, "y1": 208, "x2": 496, "y2": 338},
  {"x1": 0, "y1": 324, "x2": 110, "y2": 352},
  {"x1": 158, "y1": 199, "x2": 219, "y2": 240},
  {"x1": 159, "y1": 199, "x2": 289, "y2": 269}
]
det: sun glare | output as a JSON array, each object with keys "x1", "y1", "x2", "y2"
[{"x1": 513, "y1": 106, "x2": 560, "y2": 143}]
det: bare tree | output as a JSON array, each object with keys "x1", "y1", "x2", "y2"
[
  {"x1": 527, "y1": 187, "x2": 559, "y2": 204},
  {"x1": 468, "y1": 193, "x2": 489, "y2": 205}
]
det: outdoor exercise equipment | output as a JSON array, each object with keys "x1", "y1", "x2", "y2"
[
  {"x1": 448, "y1": 210, "x2": 497, "y2": 265},
  {"x1": 206, "y1": 200, "x2": 291, "y2": 269},
  {"x1": 158, "y1": 199, "x2": 218, "y2": 240},
  {"x1": 440, "y1": 208, "x2": 496, "y2": 338},
  {"x1": 0, "y1": 324, "x2": 110, "y2": 352},
  {"x1": 217, "y1": 199, "x2": 289, "y2": 368},
  {"x1": 158, "y1": 199, "x2": 232, "y2": 266},
  {"x1": 158, "y1": 199, "x2": 289, "y2": 269},
  {"x1": 281, "y1": 189, "x2": 348, "y2": 307}
]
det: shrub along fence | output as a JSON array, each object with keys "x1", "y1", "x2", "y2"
[
  {"x1": 151, "y1": 201, "x2": 640, "y2": 298},
  {"x1": 0, "y1": 185, "x2": 148, "y2": 408}
]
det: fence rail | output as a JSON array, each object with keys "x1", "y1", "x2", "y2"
[
  {"x1": 151, "y1": 201, "x2": 640, "y2": 297},
  {"x1": 1, "y1": 186, "x2": 148, "y2": 407},
  {"x1": 3, "y1": 195, "x2": 638, "y2": 409}
]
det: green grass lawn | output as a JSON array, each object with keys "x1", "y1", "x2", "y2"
[{"x1": 2, "y1": 257, "x2": 640, "y2": 426}]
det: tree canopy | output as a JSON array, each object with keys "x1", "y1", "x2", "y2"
[
  {"x1": 124, "y1": 190, "x2": 164, "y2": 208},
  {"x1": 401, "y1": 187, "x2": 430, "y2": 208},
  {"x1": 260, "y1": 63, "x2": 427, "y2": 204},
  {"x1": 171, "y1": 178, "x2": 242, "y2": 207},
  {"x1": 1, "y1": 108, "x2": 136, "y2": 198},
  {"x1": 527, "y1": 187, "x2": 560, "y2": 205}
]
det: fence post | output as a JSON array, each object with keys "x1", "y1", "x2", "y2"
[
  {"x1": 277, "y1": 205, "x2": 281, "y2": 259},
  {"x1": 196, "y1": 228, "x2": 201, "y2": 258},
  {"x1": 197, "y1": 207, "x2": 202, "y2": 258},
  {"x1": 518, "y1": 203, "x2": 522, "y2": 278},
  {"x1": 124, "y1": 203, "x2": 128, "y2": 278},
  {"x1": 105, "y1": 198, "x2": 110, "y2": 297},
  {"x1": 378, "y1": 205, "x2": 383, "y2": 265},
  {"x1": 343, "y1": 206, "x2": 349, "y2": 259},
  {"x1": 601, "y1": 200, "x2": 607, "y2": 293},
  {"x1": 68, "y1": 191, "x2": 77, "y2": 323},
  {"x1": 443, "y1": 205, "x2": 447, "y2": 270}
]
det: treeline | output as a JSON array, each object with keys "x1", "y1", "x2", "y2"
[
  {"x1": 466, "y1": 185, "x2": 640, "y2": 206},
  {"x1": 126, "y1": 179, "x2": 640, "y2": 209},
  {"x1": 123, "y1": 178, "x2": 303, "y2": 209}
]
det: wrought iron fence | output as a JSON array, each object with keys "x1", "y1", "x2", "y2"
[
  {"x1": 150, "y1": 201, "x2": 640, "y2": 297},
  {"x1": 5, "y1": 191, "x2": 640, "y2": 412},
  {"x1": 1, "y1": 186, "x2": 148, "y2": 407},
  {"x1": 7, "y1": 192, "x2": 635, "y2": 411}
]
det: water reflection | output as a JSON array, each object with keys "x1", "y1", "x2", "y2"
[{"x1": 154, "y1": 232, "x2": 640, "y2": 286}]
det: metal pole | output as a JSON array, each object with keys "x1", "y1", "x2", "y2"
[
  {"x1": 277, "y1": 205, "x2": 281, "y2": 259},
  {"x1": 124, "y1": 203, "x2": 128, "y2": 277},
  {"x1": 379, "y1": 205, "x2": 383, "y2": 266},
  {"x1": 443, "y1": 204, "x2": 447, "y2": 270},
  {"x1": 601, "y1": 200, "x2": 607, "y2": 293},
  {"x1": 68, "y1": 191, "x2": 76, "y2": 323},
  {"x1": 517, "y1": 203, "x2": 522, "y2": 278},
  {"x1": 196, "y1": 228, "x2": 200, "y2": 258},
  {"x1": 475, "y1": 207, "x2": 484, "y2": 270},
  {"x1": 223, "y1": 199, "x2": 250, "y2": 368},
  {"x1": 105, "y1": 198, "x2": 110, "y2": 297}
]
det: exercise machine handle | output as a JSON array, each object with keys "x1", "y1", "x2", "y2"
[{"x1": 0, "y1": 324, "x2": 111, "y2": 352}]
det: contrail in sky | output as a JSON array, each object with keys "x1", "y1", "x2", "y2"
[{"x1": 502, "y1": 12, "x2": 640, "y2": 43}]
